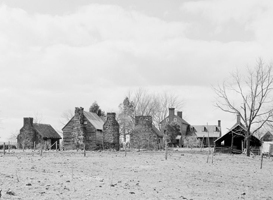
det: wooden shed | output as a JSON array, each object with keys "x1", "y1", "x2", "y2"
[
  {"x1": 214, "y1": 116, "x2": 261, "y2": 154},
  {"x1": 17, "y1": 118, "x2": 61, "y2": 149}
]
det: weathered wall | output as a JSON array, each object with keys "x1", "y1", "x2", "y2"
[
  {"x1": 63, "y1": 107, "x2": 99, "y2": 150},
  {"x1": 17, "y1": 118, "x2": 38, "y2": 149},
  {"x1": 103, "y1": 113, "x2": 120, "y2": 151},
  {"x1": 84, "y1": 120, "x2": 98, "y2": 150},
  {"x1": 130, "y1": 116, "x2": 159, "y2": 150}
]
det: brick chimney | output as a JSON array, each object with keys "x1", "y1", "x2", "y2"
[
  {"x1": 103, "y1": 112, "x2": 120, "y2": 151},
  {"x1": 135, "y1": 116, "x2": 152, "y2": 128},
  {"x1": 237, "y1": 113, "x2": 241, "y2": 124},
  {"x1": 75, "y1": 107, "x2": 84, "y2": 115},
  {"x1": 177, "y1": 111, "x2": 182, "y2": 119},
  {"x1": 218, "y1": 120, "x2": 221, "y2": 137},
  {"x1": 23, "y1": 117, "x2": 33, "y2": 127},
  {"x1": 169, "y1": 108, "x2": 175, "y2": 122}
]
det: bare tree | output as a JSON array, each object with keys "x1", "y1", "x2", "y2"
[
  {"x1": 60, "y1": 109, "x2": 74, "y2": 126},
  {"x1": 33, "y1": 112, "x2": 43, "y2": 124},
  {"x1": 214, "y1": 58, "x2": 273, "y2": 156},
  {"x1": 126, "y1": 88, "x2": 183, "y2": 129}
]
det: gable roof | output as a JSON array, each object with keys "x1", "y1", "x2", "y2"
[
  {"x1": 160, "y1": 115, "x2": 190, "y2": 125},
  {"x1": 34, "y1": 124, "x2": 61, "y2": 139},
  {"x1": 83, "y1": 111, "x2": 104, "y2": 130},
  {"x1": 192, "y1": 125, "x2": 221, "y2": 138},
  {"x1": 255, "y1": 131, "x2": 273, "y2": 141},
  {"x1": 214, "y1": 121, "x2": 247, "y2": 143}
]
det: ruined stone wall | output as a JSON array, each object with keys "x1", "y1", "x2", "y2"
[
  {"x1": 130, "y1": 116, "x2": 159, "y2": 150},
  {"x1": 103, "y1": 113, "x2": 120, "y2": 151}
]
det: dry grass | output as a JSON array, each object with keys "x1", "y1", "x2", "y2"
[{"x1": 0, "y1": 149, "x2": 272, "y2": 200}]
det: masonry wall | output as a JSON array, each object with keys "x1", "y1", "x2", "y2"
[
  {"x1": 103, "y1": 113, "x2": 120, "y2": 151},
  {"x1": 130, "y1": 116, "x2": 159, "y2": 150},
  {"x1": 17, "y1": 118, "x2": 44, "y2": 149}
]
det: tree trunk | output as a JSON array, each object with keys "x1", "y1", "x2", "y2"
[{"x1": 246, "y1": 136, "x2": 250, "y2": 157}]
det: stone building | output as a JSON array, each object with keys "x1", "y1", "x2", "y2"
[
  {"x1": 103, "y1": 113, "x2": 120, "y2": 151},
  {"x1": 17, "y1": 117, "x2": 61, "y2": 149},
  {"x1": 62, "y1": 107, "x2": 106, "y2": 150},
  {"x1": 130, "y1": 116, "x2": 163, "y2": 150}
]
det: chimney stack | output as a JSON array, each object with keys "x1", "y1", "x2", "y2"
[
  {"x1": 177, "y1": 111, "x2": 182, "y2": 119},
  {"x1": 135, "y1": 116, "x2": 152, "y2": 128},
  {"x1": 24, "y1": 117, "x2": 33, "y2": 127},
  {"x1": 169, "y1": 108, "x2": 175, "y2": 122},
  {"x1": 218, "y1": 120, "x2": 222, "y2": 137},
  {"x1": 106, "y1": 112, "x2": 116, "y2": 120},
  {"x1": 237, "y1": 113, "x2": 241, "y2": 124}
]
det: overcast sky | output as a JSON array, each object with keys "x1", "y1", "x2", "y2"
[{"x1": 0, "y1": 0, "x2": 273, "y2": 141}]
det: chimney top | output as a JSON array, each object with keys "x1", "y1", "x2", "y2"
[
  {"x1": 24, "y1": 117, "x2": 33, "y2": 127},
  {"x1": 237, "y1": 113, "x2": 241, "y2": 124},
  {"x1": 177, "y1": 111, "x2": 182, "y2": 119},
  {"x1": 107, "y1": 112, "x2": 116, "y2": 119},
  {"x1": 135, "y1": 116, "x2": 152, "y2": 127}
]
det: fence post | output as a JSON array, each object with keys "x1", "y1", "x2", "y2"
[
  {"x1": 3, "y1": 143, "x2": 6, "y2": 155},
  {"x1": 84, "y1": 143, "x2": 86, "y2": 157},
  {"x1": 260, "y1": 153, "x2": 264, "y2": 169}
]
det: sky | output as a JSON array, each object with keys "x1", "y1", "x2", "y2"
[{"x1": 0, "y1": 0, "x2": 273, "y2": 141}]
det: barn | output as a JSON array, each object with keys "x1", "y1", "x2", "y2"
[
  {"x1": 17, "y1": 117, "x2": 61, "y2": 149},
  {"x1": 214, "y1": 115, "x2": 261, "y2": 154}
]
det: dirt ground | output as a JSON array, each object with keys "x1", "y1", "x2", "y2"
[{"x1": 0, "y1": 148, "x2": 272, "y2": 200}]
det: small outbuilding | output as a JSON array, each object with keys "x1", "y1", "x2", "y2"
[
  {"x1": 214, "y1": 115, "x2": 261, "y2": 154},
  {"x1": 17, "y1": 117, "x2": 62, "y2": 149}
]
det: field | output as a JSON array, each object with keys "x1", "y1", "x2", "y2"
[{"x1": 0, "y1": 149, "x2": 272, "y2": 200}]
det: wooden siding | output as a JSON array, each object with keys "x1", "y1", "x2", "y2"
[{"x1": 63, "y1": 115, "x2": 102, "y2": 150}]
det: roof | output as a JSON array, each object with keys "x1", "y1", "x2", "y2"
[
  {"x1": 34, "y1": 124, "x2": 61, "y2": 139},
  {"x1": 255, "y1": 131, "x2": 273, "y2": 141},
  {"x1": 152, "y1": 125, "x2": 163, "y2": 137},
  {"x1": 83, "y1": 111, "x2": 104, "y2": 130},
  {"x1": 214, "y1": 121, "x2": 248, "y2": 143},
  {"x1": 192, "y1": 125, "x2": 221, "y2": 138},
  {"x1": 160, "y1": 115, "x2": 190, "y2": 125}
]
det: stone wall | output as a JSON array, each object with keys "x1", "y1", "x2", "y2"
[
  {"x1": 17, "y1": 118, "x2": 43, "y2": 149},
  {"x1": 130, "y1": 116, "x2": 159, "y2": 150},
  {"x1": 103, "y1": 113, "x2": 120, "y2": 151},
  {"x1": 71, "y1": 107, "x2": 85, "y2": 149}
]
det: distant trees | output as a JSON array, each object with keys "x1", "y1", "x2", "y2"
[
  {"x1": 214, "y1": 59, "x2": 273, "y2": 156},
  {"x1": 89, "y1": 101, "x2": 106, "y2": 117},
  {"x1": 118, "y1": 89, "x2": 183, "y2": 148},
  {"x1": 119, "y1": 88, "x2": 183, "y2": 129},
  {"x1": 118, "y1": 97, "x2": 135, "y2": 141}
]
